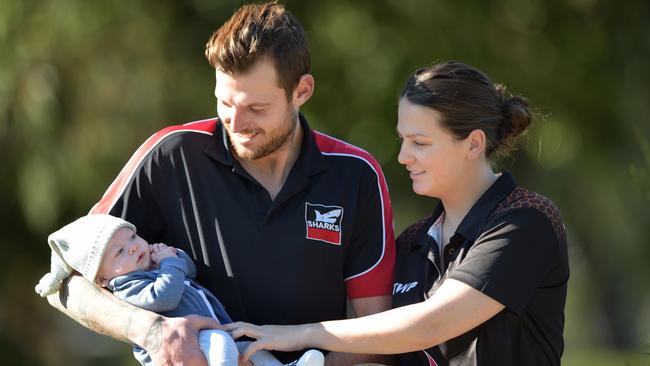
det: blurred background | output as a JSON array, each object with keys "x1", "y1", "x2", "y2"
[{"x1": 1, "y1": 0, "x2": 649, "y2": 365}]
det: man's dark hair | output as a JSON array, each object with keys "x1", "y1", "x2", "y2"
[{"x1": 205, "y1": 2, "x2": 310, "y2": 99}]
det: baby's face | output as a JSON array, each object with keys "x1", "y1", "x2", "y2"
[{"x1": 97, "y1": 227, "x2": 152, "y2": 286}]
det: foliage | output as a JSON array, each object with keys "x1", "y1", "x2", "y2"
[{"x1": 1, "y1": 0, "x2": 649, "y2": 364}]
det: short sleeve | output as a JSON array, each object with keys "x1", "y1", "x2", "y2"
[
  {"x1": 447, "y1": 208, "x2": 561, "y2": 315},
  {"x1": 344, "y1": 162, "x2": 395, "y2": 299}
]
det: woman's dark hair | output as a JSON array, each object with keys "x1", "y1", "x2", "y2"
[{"x1": 401, "y1": 61, "x2": 533, "y2": 159}]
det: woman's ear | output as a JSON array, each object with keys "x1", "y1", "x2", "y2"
[{"x1": 466, "y1": 129, "x2": 487, "y2": 160}]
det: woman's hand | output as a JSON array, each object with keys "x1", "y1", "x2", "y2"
[{"x1": 224, "y1": 322, "x2": 310, "y2": 362}]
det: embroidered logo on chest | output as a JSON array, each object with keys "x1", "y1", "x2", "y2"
[{"x1": 305, "y1": 202, "x2": 344, "y2": 245}]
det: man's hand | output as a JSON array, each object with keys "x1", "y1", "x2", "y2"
[{"x1": 147, "y1": 315, "x2": 221, "y2": 366}]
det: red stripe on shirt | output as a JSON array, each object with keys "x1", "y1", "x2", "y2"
[
  {"x1": 89, "y1": 118, "x2": 218, "y2": 214},
  {"x1": 307, "y1": 227, "x2": 342, "y2": 245},
  {"x1": 312, "y1": 130, "x2": 396, "y2": 299}
]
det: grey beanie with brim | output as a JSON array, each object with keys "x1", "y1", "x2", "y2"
[{"x1": 35, "y1": 214, "x2": 136, "y2": 297}]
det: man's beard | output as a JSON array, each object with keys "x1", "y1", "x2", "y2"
[{"x1": 229, "y1": 109, "x2": 299, "y2": 161}]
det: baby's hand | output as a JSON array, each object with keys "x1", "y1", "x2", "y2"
[{"x1": 149, "y1": 243, "x2": 177, "y2": 264}]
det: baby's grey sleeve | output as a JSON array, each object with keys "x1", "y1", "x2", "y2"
[
  {"x1": 176, "y1": 249, "x2": 197, "y2": 279},
  {"x1": 110, "y1": 257, "x2": 188, "y2": 312}
]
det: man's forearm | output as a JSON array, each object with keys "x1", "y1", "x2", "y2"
[{"x1": 47, "y1": 274, "x2": 162, "y2": 351}]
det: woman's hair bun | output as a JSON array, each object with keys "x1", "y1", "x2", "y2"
[
  {"x1": 496, "y1": 84, "x2": 533, "y2": 140},
  {"x1": 401, "y1": 62, "x2": 535, "y2": 160}
]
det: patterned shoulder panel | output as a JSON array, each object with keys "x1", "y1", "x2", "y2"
[
  {"x1": 492, "y1": 187, "x2": 566, "y2": 245},
  {"x1": 397, "y1": 214, "x2": 434, "y2": 248}
]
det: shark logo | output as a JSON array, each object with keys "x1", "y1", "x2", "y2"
[
  {"x1": 305, "y1": 203, "x2": 344, "y2": 245},
  {"x1": 315, "y1": 209, "x2": 342, "y2": 223}
]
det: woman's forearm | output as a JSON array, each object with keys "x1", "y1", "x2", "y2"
[
  {"x1": 305, "y1": 280, "x2": 505, "y2": 355},
  {"x1": 228, "y1": 280, "x2": 505, "y2": 358},
  {"x1": 307, "y1": 301, "x2": 438, "y2": 354}
]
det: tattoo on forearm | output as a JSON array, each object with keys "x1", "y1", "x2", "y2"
[
  {"x1": 144, "y1": 317, "x2": 163, "y2": 353},
  {"x1": 75, "y1": 292, "x2": 89, "y2": 318},
  {"x1": 72, "y1": 282, "x2": 101, "y2": 331},
  {"x1": 123, "y1": 312, "x2": 134, "y2": 340},
  {"x1": 65, "y1": 278, "x2": 137, "y2": 341}
]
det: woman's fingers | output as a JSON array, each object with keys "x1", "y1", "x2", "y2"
[
  {"x1": 224, "y1": 322, "x2": 307, "y2": 354},
  {"x1": 241, "y1": 340, "x2": 267, "y2": 363},
  {"x1": 223, "y1": 321, "x2": 259, "y2": 339}
]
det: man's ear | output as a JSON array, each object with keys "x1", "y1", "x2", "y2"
[
  {"x1": 466, "y1": 129, "x2": 487, "y2": 160},
  {"x1": 292, "y1": 74, "x2": 314, "y2": 108}
]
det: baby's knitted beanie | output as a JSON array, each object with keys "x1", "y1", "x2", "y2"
[{"x1": 35, "y1": 214, "x2": 135, "y2": 297}]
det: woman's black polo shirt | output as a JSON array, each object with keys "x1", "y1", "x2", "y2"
[
  {"x1": 89, "y1": 116, "x2": 395, "y2": 344},
  {"x1": 392, "y1": 172, "x2": 568, "y2": 366}
]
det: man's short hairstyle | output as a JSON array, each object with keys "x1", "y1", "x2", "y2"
[{"x1": 205, "y1": 2, "x2": 310, "y2": 99}]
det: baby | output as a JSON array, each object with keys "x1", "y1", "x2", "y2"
[{"x1": 35, "y1": 214, "x2": 323, "y2": 366}]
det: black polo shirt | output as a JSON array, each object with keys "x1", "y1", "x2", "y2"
[
  {"x1": 392, "y1": 172, "x2": 568, "y2": 366},
  {"x1": 90, "y1": 116, "x2": 395, "y2": 352}
]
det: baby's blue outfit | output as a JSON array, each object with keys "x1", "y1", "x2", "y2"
[{"x1": 108, "y1": 250, "x2": 235, "y2": 365}]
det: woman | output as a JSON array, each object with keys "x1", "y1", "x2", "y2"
[{"x1": 226, "y1": 61, "x2": 569, "y2": 366}]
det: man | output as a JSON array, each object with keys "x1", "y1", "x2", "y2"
[{"x1": 48, "y1": 3, "x2": 395, "y2": 365}]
